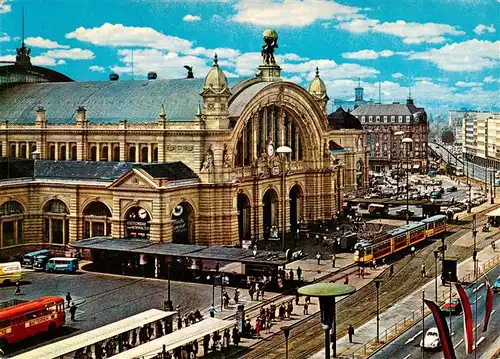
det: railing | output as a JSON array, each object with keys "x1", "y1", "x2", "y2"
[{"x1": 341, "y1": 253, "x2": 500, "y2": 358}]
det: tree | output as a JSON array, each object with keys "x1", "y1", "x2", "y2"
[{"x1": 441, "y1": 130, "x2": 455, "y2": 144}]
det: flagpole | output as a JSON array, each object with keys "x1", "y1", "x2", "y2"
[
  {"x1": 472, "y1": 215, "x2": 478, "y2": 359},
  {"x1": 422, "y1": 290, "x2": 425, "y2": 359},
  {"x1": 448, "y1": 272, "x2": 452, "y2": 335}
]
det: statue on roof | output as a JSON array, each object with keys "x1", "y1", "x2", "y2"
[
  {"x1": 183, "y1": 65, "x2": 194, "y2": 78},
  {"x1": 15, "y1": 42, "x2": 32, "y2": 67},
  {"x1": 261, "y1": 29, "x2": 278, "y2": 65}
]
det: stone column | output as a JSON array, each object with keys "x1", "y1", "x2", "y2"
[
  {"x1": 15, "y1": 142, "x2": 19, "y2": 158},
  {"x1": 148, "y1": 143, "x2": 153, "y2": 163},
  {"x1": 54, "y1": 143, "x2": 59, "y2": 160},
  {"x1": 66, "y1": 142, "x2": 70, "y2": 160},
  {"x1": 135, "y1": 143, "x2": 140, "y2": 162}
]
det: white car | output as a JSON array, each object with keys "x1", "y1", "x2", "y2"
[{"x1": 420, "y1": 327, "x2": 441, "y2": 350}]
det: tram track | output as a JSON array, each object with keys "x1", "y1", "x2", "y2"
[{"x1": 232, "y1": 205, "x2": 499, "y2": 359}]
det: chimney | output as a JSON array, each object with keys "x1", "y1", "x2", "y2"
[
  {"x1": 35, "y1": 106, "x2": 46, "y2": 127},
  {"x1": 109, "y1": 72, "x2": 119, "y2": 81},
  {"x1": 76, "y1": 106, "x2": 88, "y2": 126},
  {"x1": 147, "y1": 71, "x2": 158, "y2": 80}
]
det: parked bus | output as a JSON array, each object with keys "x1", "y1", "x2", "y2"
[
  {"x1": 22, "y1": 249, "x2": 50, "y2": 268},
  {"x1": 0, "y1": 296, "x2": 65, "y2": 348},
  {"x1": 45, "y1": 257, "x2": 79, "y2": 273},
  {"x1": 33, "y1": 255, "x2": 50, "y2": 271},
  {"x1": 0, "y1": 262, "x2": 23, "y2": 285}
]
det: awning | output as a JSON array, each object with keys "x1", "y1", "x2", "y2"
[{"x1": 486, "y1": 208, "x2": 500, "y2": 217}]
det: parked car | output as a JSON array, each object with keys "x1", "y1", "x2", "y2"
[
  {"x1": 493, "y1": 276, "x2": 500, "y2": 293},
  {"x1": 45, "y1": 257, "x2": 79, "y2": 273},
  {"x1": 431, "y1": 191, "x2": 442, "y2": 199},
  {"x1": 420, "y1": 327, "x2": 441, "y2": 350},
  {"x1": 446, "y1": 186, "x2": 458, "y2": 192},
  {"x1": 441, "y1": 298, "x2": 462, "y2": 315},
  {"x1": 397, "y1": 209, "x2": 414, "y2": 218}
]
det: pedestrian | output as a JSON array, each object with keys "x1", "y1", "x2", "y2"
[
  {"x1": 389, "y1": 264, "x2": 394, "y2": 277},
  {"x1": 70, "y1": 302, "x2": 77, "y2": 321},
  {"x1": 209, "y1": 304, "x2": 216, "y2": 318},
  {"x1": 305, "y1": 296, "x2": 311, "y2": 304},
  {"x1": 344, "y1": 275, "x2": 349, "y2": 284},
  {"x1": 297, "y1": 266, "x2": 302, "y2": 281},
  {"x1": 13, "y1": 281, "x2": 21, "y2": 295},
  {"x1": 348, "y1": 324, "x2": 355, "y2": 343},
  {"x1": 360, "y1": 267, "x2": 365, "y2": 278},
  {"x1": 295, "y1": 288, "x2": 300, "y2": 305},
  {"x1": 371, "y1": 259, "x2": 377, "y2": 269},
  {"x1": 249, "y1": 285, "x2": 254, "y2": 301},
  {"x1": 303, "y1": 302, "x2": 309, "y2": 315},
  {"x1": 289, "y1": 269, "x2": 294, "y2": 281},
  {"x1": 332, "y1": 254, "x2": 336, "y2": 268},
  {"x1": 177, "y1": 315, "x2": 182, "y2": 330},
  {"x1": 492, "y1": 240, "x2": 496, "y2": 251},
  {"x1": 410, "y1": 246, "x2": 415, "y2": 258},
  {"x1": 215, "y1": 262, "x2": 220, "y2": 273},
  {"x1": 66, "y1": 292, "x2": 72, "y2": 307},
  {"x1": 234, "y1": 288, "x2": 240, "y2": 304},
  {"x1": 315, "y1": 234, "x2": 319, "y2": 244},
  {"x1": 255, "y1": 318, "x2": 261, "y2": 337},
  {"x1": 232, "y1": 325, "x2": 240, "y2": 346},
  {"x1": 224, "y1": 328, "x2": 231, "y2": 348},
  {"x1": 192, "y1": 340, "x2": 199, "y2": 358},
  {"x1": 316, "y1": 252, "x2": 321, "y2": 265},
  {"x1": 203, "y1": 334, "x2": 210, "y2": 354},
  {"x1": 421, "y1": 263, "x2": 426, "y2": 278}
]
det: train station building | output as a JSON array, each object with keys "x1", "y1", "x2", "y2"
[{"x1": 0, "y1": 31, "x2": 369, "y2": 256}]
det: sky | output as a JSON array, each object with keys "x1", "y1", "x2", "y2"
[{"x1": 0, "y1": 0, "x2": 499, "y2": 117}]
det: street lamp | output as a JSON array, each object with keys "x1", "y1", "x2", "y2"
[
  {"x1": 394, "y1": 131, "x2": 404, "y2": 193},
  {"x1": 283, "y1": 326, "x2": 291, "y2": 359},
  {"x1": 433, "y1": 250, "x2": 439, "y2": 302},
  {"x1": 374, "y1": 278, "x2": 382, "y2": 344},
  {"x1": 276, "y1": 145, "x2": 293, "y2": 252},
  {"x1": 166, "y1": 263, "x2": 173, "y2": 311},
  {"x1": 488, "y1": 168, "x2": 495, "y2": 204},
  {"x1": 299, "y1": 283, "x2": 356, "y2": 358},
  {"x1": 402, "y1": 137, "x2": 414, "y2": 224}
]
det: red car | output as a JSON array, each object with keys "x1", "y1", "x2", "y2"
[{"x1": 441, "y1": 298, "x2": 462, "y2": 315}]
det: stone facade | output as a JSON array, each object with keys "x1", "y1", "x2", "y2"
[{"x1": 0, "y1": 34, "x2": 369, "y2": 253}]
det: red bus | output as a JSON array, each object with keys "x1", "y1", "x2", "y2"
[{"x1": 0, "y1": 296, "x2": 65, "y2": 348}]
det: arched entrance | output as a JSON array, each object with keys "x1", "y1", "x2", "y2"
[
  {"x1": 262, "y1": 189, "x2": 279, "y2": 240},
  {"x1": 124, "y1": 206, "x2": 151, "y2": 239},
  {"x1": 237, "y1": 193, "x2": 251, "y2": 243},
  {"x1": 172, "y1": 202, "x2": 195, "y2": 244},
  {"x1": 0, "y1": 201, "x2": 24, "y2": 247},
  {"x1": 289, "y1": 185, "x2": 303, "y2": 233},
  {"x1": 43, "y1": 199, "x2": 69, "y2": 244},
  {"x1": 356, "y1": 160, "x2": 364, "y2": 187},
  {"x1": 83, "y1": 201, "x2": 112, "y2": 238}
]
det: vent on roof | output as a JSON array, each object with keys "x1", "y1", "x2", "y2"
[
  {"x1": 147, "y1": 71, "x2": 157, "y2": 80},
  {"x1": 109, "y1": 72, "x2": 119, "y2": 81}
]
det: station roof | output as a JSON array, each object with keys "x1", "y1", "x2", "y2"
[{"x1": 73, "y1": 237, "x2": 290, "y2": 266}]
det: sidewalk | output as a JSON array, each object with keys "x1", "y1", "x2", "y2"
[{"x1": 310, "y1": 236, "x2": 500, "y2": 358}]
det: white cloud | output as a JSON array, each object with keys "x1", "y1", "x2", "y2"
[
  {"x1": 341, "y1": 49, "x2": 397, "y2": 60},
  {"x1": 409, "y1": 39, "x2": 500, "y2": 71},
  {"x1": 31, "y1": 56, "x2": 57, "y2": 66},
  {"x1": 392, "y1": 73, "x2": 404, "y2": 79},
  {"x1": 42, "y1": 48, "x2": 95, "y2": 60},
  {"x1": 484, "y1": 76, "x2": 498, "y2": 83},
  {"x1": 56, "y1": 59, "x2": 66, "y2": 65},
  {"x1": 0, "y1": 32, "x2": 9, "y2": 42},
  {"x1": 114, "y1": 48, "x2": 211, "y2": 79},
  {"x1": 0, "y1": 0, "x2": 11, "y2": 14},
  {"x1": 337, "y1": 18, "x2": 464, "y2": 44},
  {"x1": 0, "y1": 54, "x2": 14, "y2": 62},
  {"x1": 66, "y1": 23, "x2": 193, "y2": 53},
  {"x1": 183, "y1": 14, "x2": 201, "y2": 22},
  {"x1": 188, "y1": 46, "x2": 240, "y2": 59},
  {"x1": 89, "y1": 65, "x2": 105, "y2": 72},
  {"x1": 25, "y1": 36, "x2": 70, "y2": 49},
  {"x1": 232, "y1": 0, "x2": 361, "y2": 27},
  {"x1": 455, "y1": 81, "x2": 482, "y2": 88},
  {"x1": 473, "y1": 24, "x2": 496, "y2": 35}
]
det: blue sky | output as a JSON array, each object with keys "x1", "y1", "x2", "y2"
[{"x1": 0, "y1": 0, "x2": 498, "y2": 117}]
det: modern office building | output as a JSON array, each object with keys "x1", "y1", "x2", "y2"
[{"x1": 461, "y1": 111, "x2": 500, "y2": 169}]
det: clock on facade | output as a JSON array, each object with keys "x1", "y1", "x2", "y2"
[{"x1": 267, "y1": 143, "x2": 274, "y2": 157}]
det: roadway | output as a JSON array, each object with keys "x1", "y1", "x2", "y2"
[
  {"x1": 429, "y1": 142, "x2": 492, "y2": 183},
  {"x1": 371, "y1": 266, "x2": 500, "y2": 359}
]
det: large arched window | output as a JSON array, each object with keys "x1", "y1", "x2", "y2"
[
  {"x1": 83, "y1": 201, "x2": 112, "y2": 238},
  {"x1": 235, "y1": 105, "x2": 304, "y2": 167},
  {"x1": 0, "y1": 201, "x2": 24, "y2": 248},
  {"x1": 43, "y1": 199, "x2": 69, "y2": 245},
  {"x1": 171, "y1": 202, "x2": 195, "y2": 244}
]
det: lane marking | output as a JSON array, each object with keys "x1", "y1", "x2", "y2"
[
  {"x1": 472, "y1": 295, "x2": 483, "y2": 304},
  {"x1": 454, "y1": 339, "x2": 464, "y2": 349},
  {"x1": 404, "y1": 330, "x2": 423, "y2": 345},
  {"x1": 472, "y1": 336, "x2": 485, "y2": 350},
  {"x1": 475, "y1": 323, "x2": 481, "y2": 330},
  {"x1": 473, "y1": 283, "x2": 485, "y2": 292},
  {"x1": 491, "y1": 309, "x2": 496, "y2": 315},
  {"x1": 403, "y1": 354, "x2": 412, "y2": 359}
]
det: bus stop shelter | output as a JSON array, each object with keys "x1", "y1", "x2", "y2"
[{"x1": 109, "y1": 318, "x2": 234, "y2": 359}]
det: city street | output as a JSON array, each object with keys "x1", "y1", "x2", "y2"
[
  {"x1": 0, "y1": 271, "x2": 217, "y2": 354},
  {"x1": 371, "y1": 266, "x2": 499, "y2": 359}
]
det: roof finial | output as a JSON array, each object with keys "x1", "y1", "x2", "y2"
[
  {"x1": 213, "y1": 53, "x2": 218, "y2": 66},
  {"x1": 408, "y1": 85, "x2": 412, "y2": 100},
  {"x1": 21, "y1": 5, "x2": 25, "y2": 46},
  {"x1": 358, "y1": 77, "x2": 361, "y2": 87},
  {"x1": 196, "y1": 103, "x2": 202, "y2": 117},
  {"x1": 159, "y1": 104, "x2": 166, "y2": 117},
  {"x1": 315, "y1": 67, "x2": 319, "y2": 77}
]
